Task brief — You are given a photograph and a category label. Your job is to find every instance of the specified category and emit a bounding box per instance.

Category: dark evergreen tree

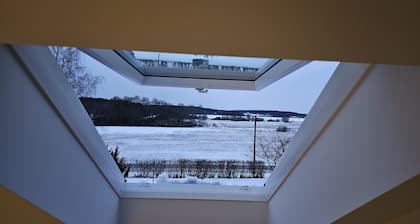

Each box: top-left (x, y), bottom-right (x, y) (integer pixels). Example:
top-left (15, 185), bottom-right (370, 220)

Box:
top-left (109, 146), bottom-right (130, 180)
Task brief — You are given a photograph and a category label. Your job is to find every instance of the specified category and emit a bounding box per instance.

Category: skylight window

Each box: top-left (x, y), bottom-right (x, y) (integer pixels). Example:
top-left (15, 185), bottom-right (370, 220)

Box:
top-left (128, 50), bottom-right (276, 80)
top-left (50, 45), bottom-right (338, 190)
top-left (83, 48), bottom-right (307, 91)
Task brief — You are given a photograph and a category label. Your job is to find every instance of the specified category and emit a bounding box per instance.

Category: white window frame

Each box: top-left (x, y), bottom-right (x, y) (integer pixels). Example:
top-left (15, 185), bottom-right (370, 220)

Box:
top-left (9, 44), bottom-right (371, 202)
top-left (82, 48), bottom-right (310, 90)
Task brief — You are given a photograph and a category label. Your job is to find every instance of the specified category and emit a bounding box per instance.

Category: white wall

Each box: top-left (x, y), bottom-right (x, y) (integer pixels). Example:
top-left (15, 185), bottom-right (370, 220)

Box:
top-left (0, 44), bottom-right (267, 224)
top-left (3, 43), bottom-right (418, 224)
top-left (0, 45), bottom-right (119, 224)
top-left (268, 64), bottom-right (420, 223)
top-left (119, 198), bottom-right (267, 224)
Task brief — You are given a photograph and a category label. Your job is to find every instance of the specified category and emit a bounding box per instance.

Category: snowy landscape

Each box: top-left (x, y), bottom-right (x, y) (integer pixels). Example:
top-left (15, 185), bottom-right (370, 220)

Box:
top-left (51, 46), bottom-right (333, 187)
top-left (96, 116), bottom-right (304, 186)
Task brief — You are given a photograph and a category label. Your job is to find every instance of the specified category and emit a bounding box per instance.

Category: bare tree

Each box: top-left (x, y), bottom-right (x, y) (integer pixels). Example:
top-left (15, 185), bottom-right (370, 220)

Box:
top-left (254, 134), bottom-right (290, 169)
top-left (50, 46), bottom-right (103, 97)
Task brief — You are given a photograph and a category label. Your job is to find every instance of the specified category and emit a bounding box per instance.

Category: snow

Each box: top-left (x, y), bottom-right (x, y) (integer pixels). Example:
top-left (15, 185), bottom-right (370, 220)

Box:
top-left (96, 117), bottom-right (303, 186)
top-left (96, 117), bottom-right (303, 162)
top-left (126, 173), bottom-right (269, 187)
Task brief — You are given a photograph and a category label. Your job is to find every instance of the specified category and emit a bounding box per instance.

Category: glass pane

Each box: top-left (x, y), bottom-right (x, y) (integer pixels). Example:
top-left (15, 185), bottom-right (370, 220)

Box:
top-left (135, 51), bottom-right (272, 71)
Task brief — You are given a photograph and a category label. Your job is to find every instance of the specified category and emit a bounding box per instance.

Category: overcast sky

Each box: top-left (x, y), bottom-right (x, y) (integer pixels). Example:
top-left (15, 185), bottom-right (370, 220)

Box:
top-left (82, 53), bottom-right (339, 114)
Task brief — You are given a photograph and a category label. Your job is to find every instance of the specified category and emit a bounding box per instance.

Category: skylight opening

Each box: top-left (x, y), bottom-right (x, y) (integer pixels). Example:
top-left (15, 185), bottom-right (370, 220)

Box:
top-left (118, 50), bottom-right (277, 81)
top-left (50, 46), bottom-right (338, 188)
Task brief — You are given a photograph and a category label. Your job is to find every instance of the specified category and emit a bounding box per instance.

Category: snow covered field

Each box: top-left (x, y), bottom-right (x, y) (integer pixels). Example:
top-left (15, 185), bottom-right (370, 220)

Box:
top-left (96, 117), bottom-right (303, 186)
top-left (96, 117), bottom-right (304, 162)
top-left (126, 174), bottom-right (269, 186)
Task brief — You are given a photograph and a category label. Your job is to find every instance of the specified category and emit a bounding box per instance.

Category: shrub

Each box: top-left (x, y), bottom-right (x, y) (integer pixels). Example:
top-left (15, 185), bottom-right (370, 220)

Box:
top-left (131, 159), bottom-right (269, 179)
top-left (276, 125), bottom-right (288, 132)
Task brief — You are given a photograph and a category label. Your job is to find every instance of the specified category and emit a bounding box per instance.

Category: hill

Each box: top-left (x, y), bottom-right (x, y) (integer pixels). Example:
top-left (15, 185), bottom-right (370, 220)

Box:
top-left (79, 97), bottom-right (306, 127)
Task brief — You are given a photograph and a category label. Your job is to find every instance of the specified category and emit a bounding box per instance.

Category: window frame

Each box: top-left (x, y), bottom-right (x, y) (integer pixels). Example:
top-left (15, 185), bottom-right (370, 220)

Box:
top-left (82, 48), bottom-right (310, 90)
top-left (10, 44), bottom-right (370, 202)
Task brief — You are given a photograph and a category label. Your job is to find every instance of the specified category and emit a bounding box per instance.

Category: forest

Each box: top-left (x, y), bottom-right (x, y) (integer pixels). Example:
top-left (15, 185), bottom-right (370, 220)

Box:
top-left (80, 97), bottom-right (306, 127)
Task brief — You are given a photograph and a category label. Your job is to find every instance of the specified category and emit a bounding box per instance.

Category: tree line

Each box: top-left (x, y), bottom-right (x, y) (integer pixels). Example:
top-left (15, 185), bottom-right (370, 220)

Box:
top-left (80, 97), bottom-right (209, 127)
top-left (80, 97), bottom-right (306, 127)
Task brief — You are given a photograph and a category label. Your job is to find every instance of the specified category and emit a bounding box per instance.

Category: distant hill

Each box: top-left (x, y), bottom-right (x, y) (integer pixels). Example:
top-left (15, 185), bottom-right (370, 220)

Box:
top-left (79, 97), bottom-right (306, 127)
top-left (225, 110), bottom-right (306, 118)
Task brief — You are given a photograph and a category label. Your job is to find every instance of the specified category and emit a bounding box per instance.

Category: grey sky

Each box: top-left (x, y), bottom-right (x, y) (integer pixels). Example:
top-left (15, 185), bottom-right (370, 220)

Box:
top-left (82, 53), bottom-right (338, 114)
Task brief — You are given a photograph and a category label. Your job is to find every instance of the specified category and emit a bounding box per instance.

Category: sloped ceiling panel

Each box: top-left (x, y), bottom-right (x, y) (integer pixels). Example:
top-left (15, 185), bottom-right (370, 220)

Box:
top-left (0, 1), bottom-right (419, 65)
